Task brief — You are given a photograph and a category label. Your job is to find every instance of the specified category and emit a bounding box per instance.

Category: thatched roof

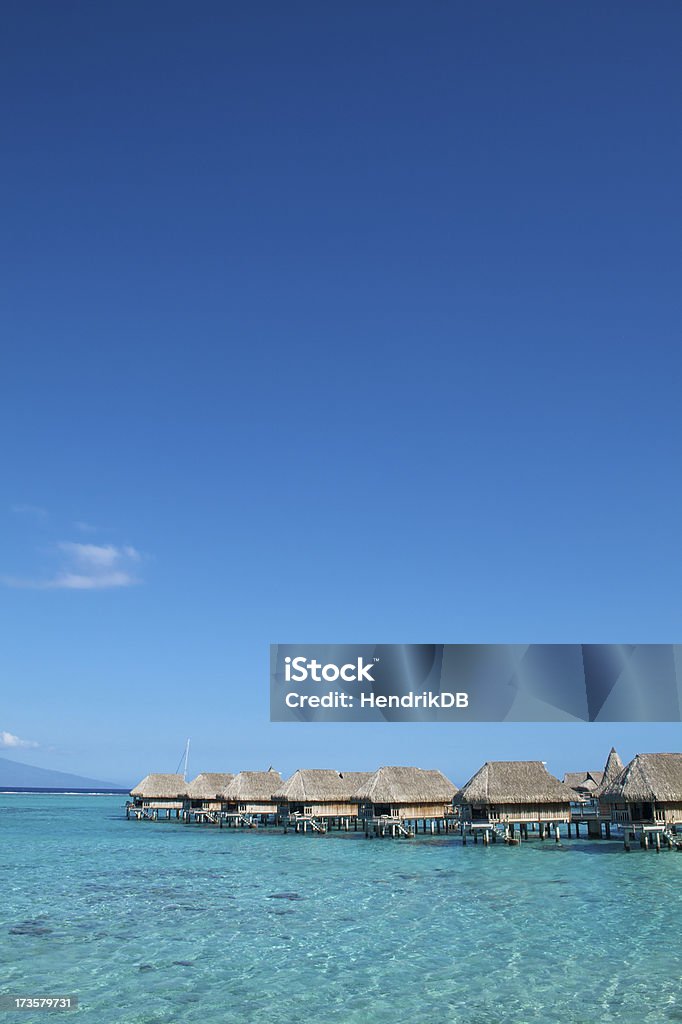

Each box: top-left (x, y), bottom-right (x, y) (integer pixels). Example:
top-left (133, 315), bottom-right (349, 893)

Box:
top-left (563, 770), bottom-right (603, 794)
top-left (354, 766), bottom-right (457, 804)
top-left (187, 773), bottom-right (235, 799)
top-left (600, 753), bottom-right (682, 802)
top-left (593, 747), bottom-right (625, 797)
top-left (221, 769), bottom-right (282, 801)
top-left (273, 769), bottom-right (372, 802)
top-left (456, 761), bottom-right (573, 805)
top-left (130, 773), bottom-right (189, 798)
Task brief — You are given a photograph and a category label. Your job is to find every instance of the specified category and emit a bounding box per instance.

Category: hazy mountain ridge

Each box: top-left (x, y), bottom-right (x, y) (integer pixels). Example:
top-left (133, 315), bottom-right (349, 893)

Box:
top-left (0, 755), bottom-right (124, 790)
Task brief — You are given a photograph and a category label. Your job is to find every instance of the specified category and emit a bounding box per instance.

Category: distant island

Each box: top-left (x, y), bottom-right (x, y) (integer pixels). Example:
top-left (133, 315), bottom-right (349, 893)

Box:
top-left (0, 755), bottom-right (127, 792)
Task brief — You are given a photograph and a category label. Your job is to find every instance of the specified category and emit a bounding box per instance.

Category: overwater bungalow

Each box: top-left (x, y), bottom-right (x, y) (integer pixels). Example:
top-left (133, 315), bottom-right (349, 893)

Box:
top-left (186, 773), bottom-right (235, 818)
top-left (220, 769), bottom-right (282, 824)
top-left (354, 766), bottom-right (458, 835)
top-left (273, 769), bottom-right (372, 831)
top-left (128, 773), bottom-right (189, 820)
top-left (456, 761), bottom-right (573, 842)
top-left (599, 753), bottom-right (682, 838)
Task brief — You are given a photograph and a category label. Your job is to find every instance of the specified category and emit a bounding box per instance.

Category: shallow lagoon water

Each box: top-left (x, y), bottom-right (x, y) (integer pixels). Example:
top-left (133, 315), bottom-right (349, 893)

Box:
top-left (1, 795), bottom-right (681, 1024)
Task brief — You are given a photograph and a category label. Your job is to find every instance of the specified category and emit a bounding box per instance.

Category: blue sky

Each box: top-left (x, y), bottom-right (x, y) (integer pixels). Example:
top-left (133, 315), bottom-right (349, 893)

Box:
top-left (1, 2), bottom-right (680, 786)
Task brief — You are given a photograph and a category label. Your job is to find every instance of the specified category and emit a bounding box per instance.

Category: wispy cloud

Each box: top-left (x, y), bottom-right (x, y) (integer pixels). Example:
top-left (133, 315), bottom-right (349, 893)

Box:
top-left (3, 543), bottom-right (143, 591)
top-left (59, 542), bottom-right (140, 569)
top-left (0, 730), bottom-right (39, 749)
top-left (11, 504), bottom-right (48, 521)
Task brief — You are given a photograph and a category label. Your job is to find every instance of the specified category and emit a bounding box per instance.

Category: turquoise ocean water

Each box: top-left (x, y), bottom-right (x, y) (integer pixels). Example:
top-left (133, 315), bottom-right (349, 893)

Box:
top-left (1, 794), bottom-right (681, 1024)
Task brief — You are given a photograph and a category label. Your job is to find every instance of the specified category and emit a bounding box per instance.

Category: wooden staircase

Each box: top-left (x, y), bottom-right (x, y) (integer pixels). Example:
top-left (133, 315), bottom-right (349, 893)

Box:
top-left (662, 827), bottom-right (682, 850)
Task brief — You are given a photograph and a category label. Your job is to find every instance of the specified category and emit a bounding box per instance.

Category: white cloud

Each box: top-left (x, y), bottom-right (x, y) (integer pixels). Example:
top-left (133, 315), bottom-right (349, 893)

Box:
top-left (46, 570), bottom-right (138, 590)
top-left (2, 542), bottom-right (142, 591)
top-left (0, 731), bottom-right (39, 749)
top-left (59, 542), bottom-right (129, 569)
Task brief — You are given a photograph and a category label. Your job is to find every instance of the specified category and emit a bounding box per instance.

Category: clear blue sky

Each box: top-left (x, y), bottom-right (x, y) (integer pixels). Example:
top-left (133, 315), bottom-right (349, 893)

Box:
top-left (1, 2), bottom-right (680, 786)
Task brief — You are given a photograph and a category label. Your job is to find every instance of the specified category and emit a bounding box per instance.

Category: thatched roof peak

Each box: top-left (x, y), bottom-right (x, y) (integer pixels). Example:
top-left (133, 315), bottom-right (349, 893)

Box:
top-left (563, 770), bottom-right (603, 794)
top-left (456, 761), bottom-right (573, 805)
top-left (354, 766), bottom-right (457, 804)
top-left (600, 752), bottom-right (682, 802)
top-left (222, 769), bottom-right (282, 801)
top-left (187, 773), bottom-right (235, 799)
top-left (594, 747), bottom-right (625, 797)
top-left (274, 769), bottom-right (372, 802)
top-left (130, 773), bottom-right (189, 798)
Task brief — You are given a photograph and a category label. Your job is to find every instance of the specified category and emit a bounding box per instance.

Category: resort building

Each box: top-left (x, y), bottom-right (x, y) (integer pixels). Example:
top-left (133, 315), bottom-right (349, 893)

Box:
top-left (354, 766), bottom-right (458, 828)
top-left (273, 769), bottom-right (372, 830)
top-left (599, 752), bottom-right (682, 830)
top-left (123, 751), bottom-right (681, 846)
top-left (220, 769), bottom-right (282, 823)
top-left (128, 773), bottom-right (189, 820)
top-left (456, 761), bottom-right (573, 840)
top-left (187, 773), bottom-right (235, 812)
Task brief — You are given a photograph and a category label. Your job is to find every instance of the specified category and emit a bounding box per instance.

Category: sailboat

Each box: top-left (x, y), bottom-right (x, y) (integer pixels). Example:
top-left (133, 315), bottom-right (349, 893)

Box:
top-left (175, 738), bottom-right (190, 781)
